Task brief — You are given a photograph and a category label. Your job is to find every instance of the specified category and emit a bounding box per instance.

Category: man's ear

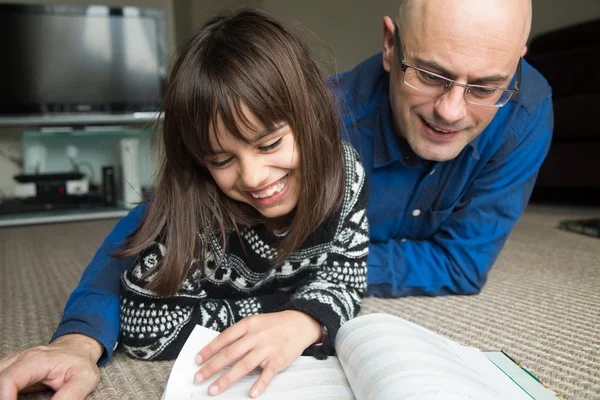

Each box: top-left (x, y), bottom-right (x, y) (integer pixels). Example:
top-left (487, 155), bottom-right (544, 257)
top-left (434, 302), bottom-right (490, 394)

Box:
top-left (521, 45), bottom-right (528, 58)
top-left (382, 16), bottom-right (396, 73)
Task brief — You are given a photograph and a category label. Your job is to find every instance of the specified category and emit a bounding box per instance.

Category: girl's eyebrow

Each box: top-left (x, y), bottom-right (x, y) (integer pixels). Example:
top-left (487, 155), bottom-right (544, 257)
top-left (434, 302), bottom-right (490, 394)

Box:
top-left (249, 124), bottom-right (286, 143)
top-left (210, 125), bottom-right (285, 155)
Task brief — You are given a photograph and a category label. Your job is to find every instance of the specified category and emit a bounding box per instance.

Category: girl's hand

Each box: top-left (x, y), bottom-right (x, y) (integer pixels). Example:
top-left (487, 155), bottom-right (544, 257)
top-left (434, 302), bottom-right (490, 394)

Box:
top-left (194, 310), bottom-right (322, 398)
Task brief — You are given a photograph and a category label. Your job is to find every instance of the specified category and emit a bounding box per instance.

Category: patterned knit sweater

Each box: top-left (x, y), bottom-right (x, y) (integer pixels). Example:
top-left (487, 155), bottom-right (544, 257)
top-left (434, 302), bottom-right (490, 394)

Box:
top-left (120, 142), bottom-right (369, 360)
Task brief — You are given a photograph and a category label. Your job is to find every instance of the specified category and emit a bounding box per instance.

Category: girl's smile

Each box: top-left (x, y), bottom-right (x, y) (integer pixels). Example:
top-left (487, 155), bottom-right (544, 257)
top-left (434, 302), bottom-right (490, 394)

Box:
top-left (246, 173), bottom-right (291, 204)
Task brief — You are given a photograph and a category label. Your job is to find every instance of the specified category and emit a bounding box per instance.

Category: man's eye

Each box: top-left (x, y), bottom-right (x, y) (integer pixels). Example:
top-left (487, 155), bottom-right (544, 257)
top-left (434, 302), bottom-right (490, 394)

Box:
top-left (471, 87), bottom-right (499, 97)
top-left (208, 157), bottom-right (233, 168)
top-left (258, 137), bottom-right (283, 152)
top-left (419, 71), bottom-right (442, 83)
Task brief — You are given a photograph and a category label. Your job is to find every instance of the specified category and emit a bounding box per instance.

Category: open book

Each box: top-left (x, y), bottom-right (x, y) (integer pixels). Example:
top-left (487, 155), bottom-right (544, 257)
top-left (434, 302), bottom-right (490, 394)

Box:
top-left (162, 313), bottom-right (558, 400)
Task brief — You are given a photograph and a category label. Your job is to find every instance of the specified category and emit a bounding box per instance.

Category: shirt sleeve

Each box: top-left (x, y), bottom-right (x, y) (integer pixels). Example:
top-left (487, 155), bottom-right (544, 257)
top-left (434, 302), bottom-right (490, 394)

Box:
top-left (51, 204), bottom-right (148, 365)
top-left (367, 97), bottom-right (554, 297)
top-left (281, 146), bottom-right (369, 358)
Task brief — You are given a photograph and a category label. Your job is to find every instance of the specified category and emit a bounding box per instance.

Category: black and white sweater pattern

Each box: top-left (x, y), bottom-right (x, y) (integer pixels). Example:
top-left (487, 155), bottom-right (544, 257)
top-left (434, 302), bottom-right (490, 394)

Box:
top-left (120, 142), bottom-right (369, 360)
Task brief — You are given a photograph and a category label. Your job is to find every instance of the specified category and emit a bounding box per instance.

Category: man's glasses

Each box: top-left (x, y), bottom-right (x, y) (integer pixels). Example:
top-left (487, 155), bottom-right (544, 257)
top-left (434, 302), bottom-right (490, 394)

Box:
top-left (394, 25), bottom-right (521, 107)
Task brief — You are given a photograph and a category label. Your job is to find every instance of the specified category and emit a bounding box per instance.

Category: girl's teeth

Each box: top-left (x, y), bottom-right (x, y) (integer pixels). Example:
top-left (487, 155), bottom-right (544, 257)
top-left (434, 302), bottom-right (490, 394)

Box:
top-left (251, 176), bottom-right (287, 199)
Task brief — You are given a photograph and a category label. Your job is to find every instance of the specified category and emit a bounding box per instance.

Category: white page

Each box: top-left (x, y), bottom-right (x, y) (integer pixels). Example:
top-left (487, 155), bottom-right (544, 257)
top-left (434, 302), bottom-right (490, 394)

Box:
top-left (163, 325), bottom-right (355, 400)
top-left (335, 314), bottom-right (530, 400)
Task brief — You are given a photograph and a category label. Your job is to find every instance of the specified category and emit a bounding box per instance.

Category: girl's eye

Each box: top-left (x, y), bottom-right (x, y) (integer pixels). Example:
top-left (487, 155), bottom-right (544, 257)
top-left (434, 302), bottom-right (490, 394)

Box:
top-left (258, 137), bottom-right (283, 152)
top-left (208, 157), bottom-right (233, 168)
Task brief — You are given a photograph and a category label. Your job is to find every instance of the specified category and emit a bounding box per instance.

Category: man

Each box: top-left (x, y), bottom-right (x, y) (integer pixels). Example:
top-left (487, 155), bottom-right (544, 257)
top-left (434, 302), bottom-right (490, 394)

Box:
top-left (0, 0), bottom-right (552, 398)
top-left (337, 0), bottom-right (552, 297)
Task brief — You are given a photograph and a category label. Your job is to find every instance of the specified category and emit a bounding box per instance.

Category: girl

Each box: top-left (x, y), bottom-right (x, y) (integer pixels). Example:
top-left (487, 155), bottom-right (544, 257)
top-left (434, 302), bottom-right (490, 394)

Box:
top-left (116, 8), bottom-right (369, 398)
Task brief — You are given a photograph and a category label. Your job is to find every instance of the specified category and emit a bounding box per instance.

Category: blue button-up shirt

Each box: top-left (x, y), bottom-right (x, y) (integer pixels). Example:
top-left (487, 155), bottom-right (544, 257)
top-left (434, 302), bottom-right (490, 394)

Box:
top-left (52, 53), bottom-right (553, 365)
top-left (333, 53), bottom-right (553, 298)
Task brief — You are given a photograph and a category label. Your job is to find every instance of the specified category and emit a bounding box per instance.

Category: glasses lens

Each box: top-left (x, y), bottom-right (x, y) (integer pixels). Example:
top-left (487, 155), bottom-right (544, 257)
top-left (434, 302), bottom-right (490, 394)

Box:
top-left (466, 87), bottom-right (513, 107)
top-left (403, 67), bottom-right (448, 96)
top-left (402, 65), bottom-right (514, 107)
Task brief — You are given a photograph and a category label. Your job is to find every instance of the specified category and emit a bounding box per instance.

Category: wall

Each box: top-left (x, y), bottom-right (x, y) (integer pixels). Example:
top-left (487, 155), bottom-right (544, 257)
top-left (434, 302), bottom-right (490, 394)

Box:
top-left (173, 0), bottom-right (263, 49)
top-left (530, 0), bottom-right (600, 40)
top-left (262, 0), bottom-right (396, 73)
top-left (263, 0), bottom-right (600, 71)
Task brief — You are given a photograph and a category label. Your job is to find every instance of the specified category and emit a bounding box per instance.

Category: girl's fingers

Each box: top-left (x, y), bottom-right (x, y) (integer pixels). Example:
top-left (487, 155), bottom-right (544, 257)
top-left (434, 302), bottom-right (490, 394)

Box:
top-left (195, 335), bottom-right (254, 383)
top-left (196, 324), bottom-right (245, 365)
top-left (248, 362), bottom-right (278, 399)
top-left (206, 349), bottom-right (269, 396)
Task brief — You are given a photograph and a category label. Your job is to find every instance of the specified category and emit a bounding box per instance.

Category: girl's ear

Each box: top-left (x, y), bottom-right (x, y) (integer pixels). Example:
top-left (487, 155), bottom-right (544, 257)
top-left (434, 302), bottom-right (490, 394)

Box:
top-left (382, 16), bottom-right (396, 73)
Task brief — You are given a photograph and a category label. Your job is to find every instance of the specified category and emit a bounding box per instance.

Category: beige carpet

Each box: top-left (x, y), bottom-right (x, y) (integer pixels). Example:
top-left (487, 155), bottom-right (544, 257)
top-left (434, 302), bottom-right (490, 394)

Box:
top-left (1, 204), bottom-right (599, 399)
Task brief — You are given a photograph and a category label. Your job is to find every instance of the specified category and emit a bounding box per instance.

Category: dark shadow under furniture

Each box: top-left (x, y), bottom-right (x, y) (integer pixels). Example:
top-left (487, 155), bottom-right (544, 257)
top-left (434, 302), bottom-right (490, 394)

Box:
top-left (526, 19), bottom-right (600, 205)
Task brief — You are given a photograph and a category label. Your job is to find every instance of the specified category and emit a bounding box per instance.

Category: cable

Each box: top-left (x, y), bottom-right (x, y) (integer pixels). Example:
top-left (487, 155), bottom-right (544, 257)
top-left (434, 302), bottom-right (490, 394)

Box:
top-left (75, 160), bottom-right (96, 182)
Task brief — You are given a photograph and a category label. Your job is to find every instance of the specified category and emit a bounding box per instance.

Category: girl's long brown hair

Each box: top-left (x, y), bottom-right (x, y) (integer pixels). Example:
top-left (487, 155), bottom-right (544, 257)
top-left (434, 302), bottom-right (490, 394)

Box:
top-left (115, 8), bottom-right (345, 296)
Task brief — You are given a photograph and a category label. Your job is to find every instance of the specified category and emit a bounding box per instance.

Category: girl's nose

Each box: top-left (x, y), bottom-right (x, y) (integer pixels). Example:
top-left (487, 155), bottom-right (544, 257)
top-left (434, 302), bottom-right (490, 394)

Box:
top-left (239, 156), bottom-right (269, 189)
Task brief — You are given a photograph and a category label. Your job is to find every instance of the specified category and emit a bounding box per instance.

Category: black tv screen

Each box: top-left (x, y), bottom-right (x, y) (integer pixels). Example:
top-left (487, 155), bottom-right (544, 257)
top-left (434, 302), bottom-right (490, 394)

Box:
top-left (0, 4), bottom-right (166, 124)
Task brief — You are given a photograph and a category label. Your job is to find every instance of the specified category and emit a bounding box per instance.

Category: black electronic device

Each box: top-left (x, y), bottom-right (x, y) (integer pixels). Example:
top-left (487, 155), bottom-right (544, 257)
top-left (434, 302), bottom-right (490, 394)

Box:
top-left (14, 172), bottom-right (84, 183)
top-left (102, 166), bottom-right (117, 206)
top-left (0, 3), bottom-right (167, 125)
top-left (558, 218), bottom-right (600, 238)
top-left (13, 172), bottom-right (89, 203)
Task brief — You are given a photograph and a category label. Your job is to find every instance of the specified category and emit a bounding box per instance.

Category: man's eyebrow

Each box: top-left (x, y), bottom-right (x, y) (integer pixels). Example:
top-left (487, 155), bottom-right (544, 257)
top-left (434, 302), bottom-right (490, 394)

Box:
top-left (412, 57), bottom-right (510, 84)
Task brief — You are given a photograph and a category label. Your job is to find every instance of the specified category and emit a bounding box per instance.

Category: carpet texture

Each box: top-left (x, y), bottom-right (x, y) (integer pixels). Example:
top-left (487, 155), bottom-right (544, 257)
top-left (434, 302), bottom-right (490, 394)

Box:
top-left (1, 205), bottom-right (599, 399)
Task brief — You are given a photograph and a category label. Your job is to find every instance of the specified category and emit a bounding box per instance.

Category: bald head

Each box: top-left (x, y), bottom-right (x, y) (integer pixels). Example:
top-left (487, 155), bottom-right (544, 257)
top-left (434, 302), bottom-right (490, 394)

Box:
top-left (381, 0), bottom-right (533, 162)
top-left (397, 0), bottom-right (532, 52)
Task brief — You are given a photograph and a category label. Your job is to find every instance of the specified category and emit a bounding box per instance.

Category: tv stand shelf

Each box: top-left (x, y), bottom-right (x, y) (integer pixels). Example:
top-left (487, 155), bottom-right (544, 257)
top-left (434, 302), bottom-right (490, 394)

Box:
top-left (0, 112), bottom-right (163, 128)
top-left (0, 204), bottom-right (129, 228)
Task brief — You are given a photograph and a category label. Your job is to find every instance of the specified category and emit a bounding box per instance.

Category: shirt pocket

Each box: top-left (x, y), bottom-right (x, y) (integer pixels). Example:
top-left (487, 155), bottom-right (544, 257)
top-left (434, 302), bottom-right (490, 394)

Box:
top-left (416, 198), bottom-right (462, 239)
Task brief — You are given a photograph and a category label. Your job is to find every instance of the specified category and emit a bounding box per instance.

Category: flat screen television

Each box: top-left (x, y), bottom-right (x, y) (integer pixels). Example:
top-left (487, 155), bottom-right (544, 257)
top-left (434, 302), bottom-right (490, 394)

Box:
top-left (0, 3), bottom-right (167, 126)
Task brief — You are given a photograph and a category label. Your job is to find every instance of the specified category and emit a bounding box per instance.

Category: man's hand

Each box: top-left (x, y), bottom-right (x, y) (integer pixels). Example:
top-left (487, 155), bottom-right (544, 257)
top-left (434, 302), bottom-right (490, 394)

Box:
top-left (0, 334), bottom-right (103, 400)
top-left (194, 310), bottom-right (322, 398)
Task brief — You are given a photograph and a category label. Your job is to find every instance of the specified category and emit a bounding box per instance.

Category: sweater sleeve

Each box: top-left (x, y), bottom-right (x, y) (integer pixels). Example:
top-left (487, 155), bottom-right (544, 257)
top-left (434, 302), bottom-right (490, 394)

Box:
top-left (120, 282), bottom-right (293, 360)
top-left (281, 143), bottom-right (369, 358)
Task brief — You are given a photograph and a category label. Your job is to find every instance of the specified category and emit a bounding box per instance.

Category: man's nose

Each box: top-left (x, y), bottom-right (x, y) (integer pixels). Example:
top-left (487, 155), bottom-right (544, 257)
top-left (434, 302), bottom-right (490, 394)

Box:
top-left (239, 156), bottom-right (269, 189)
top-left (433, 85), bottom-right (467, 124)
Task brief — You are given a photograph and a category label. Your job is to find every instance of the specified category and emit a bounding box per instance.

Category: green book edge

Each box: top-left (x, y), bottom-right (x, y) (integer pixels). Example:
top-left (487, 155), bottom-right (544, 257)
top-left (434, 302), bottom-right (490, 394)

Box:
top-left (483, 352), bottom-right (559, 400)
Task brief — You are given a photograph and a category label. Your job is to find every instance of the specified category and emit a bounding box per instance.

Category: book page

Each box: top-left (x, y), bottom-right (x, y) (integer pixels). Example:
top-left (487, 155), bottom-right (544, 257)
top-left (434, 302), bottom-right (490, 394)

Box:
top-left (163, 325), bottom-right (355, 400)
top-left (335, 314), bottom-right (530, 400)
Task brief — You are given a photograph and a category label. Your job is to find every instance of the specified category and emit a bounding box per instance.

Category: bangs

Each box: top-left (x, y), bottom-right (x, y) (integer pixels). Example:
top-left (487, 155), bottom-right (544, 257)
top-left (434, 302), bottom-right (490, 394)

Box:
top-left (174, 26), bottom-right (301, 163)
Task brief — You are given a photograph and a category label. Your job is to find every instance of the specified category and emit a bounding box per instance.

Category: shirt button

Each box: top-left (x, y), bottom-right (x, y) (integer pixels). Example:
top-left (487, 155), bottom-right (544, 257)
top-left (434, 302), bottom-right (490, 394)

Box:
top-left (401, 238), bottom-right (407, 243)
top-left (412, 209), bottom-right (421, 217)
top-left (429, 169), bottom-right (436, 175)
